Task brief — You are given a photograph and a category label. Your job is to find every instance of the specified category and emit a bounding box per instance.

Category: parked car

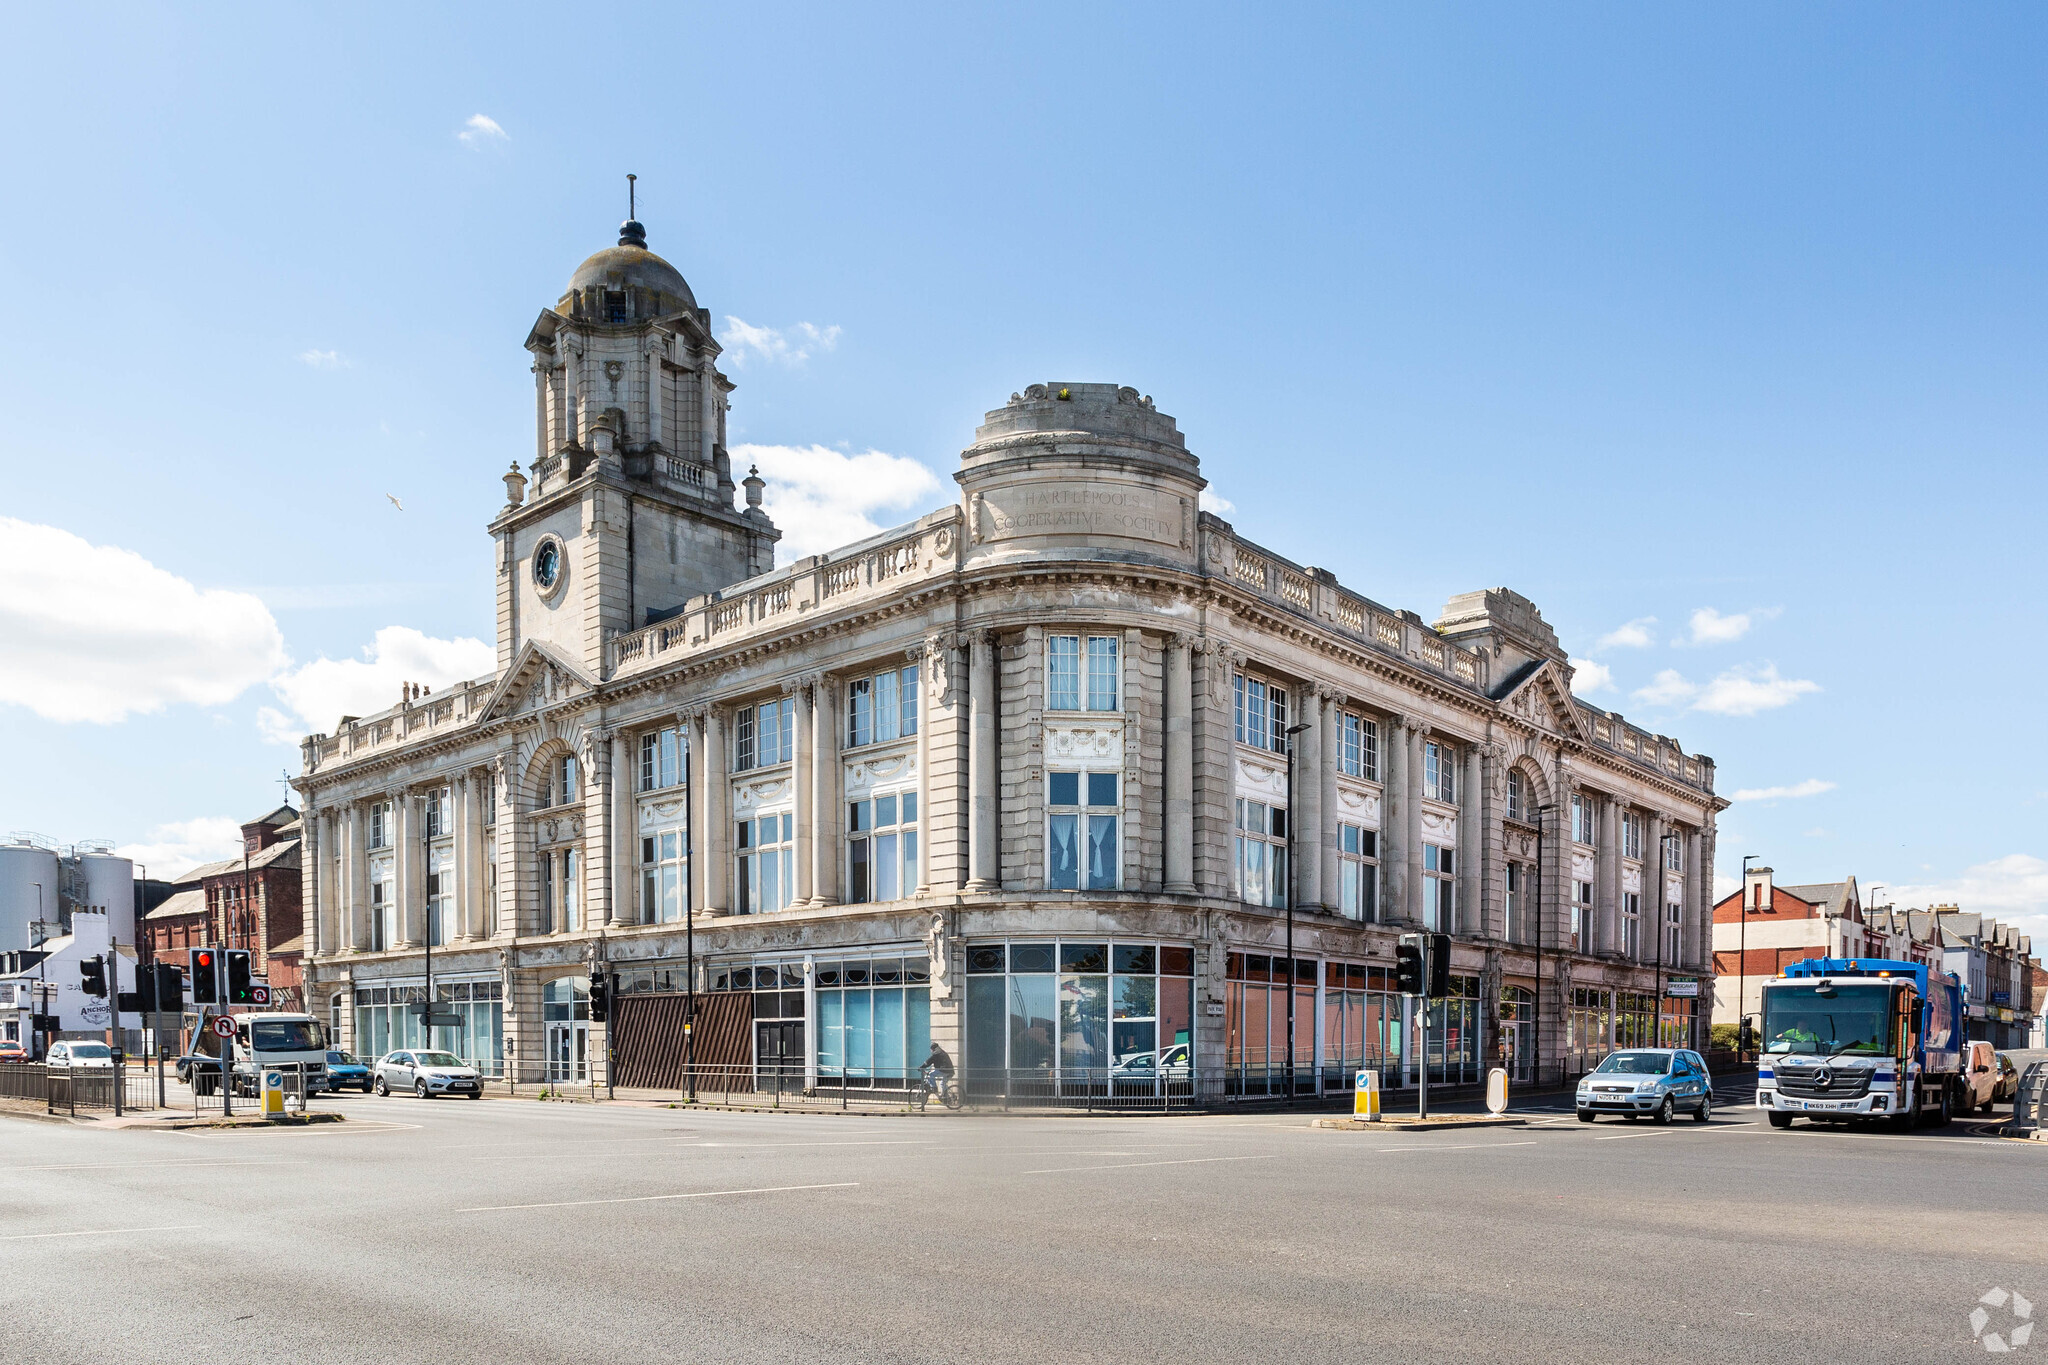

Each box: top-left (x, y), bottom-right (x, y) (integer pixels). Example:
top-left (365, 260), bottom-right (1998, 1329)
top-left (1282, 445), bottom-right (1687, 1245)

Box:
top-left (1992, 1051), bottom-right (2021, 1106)
top-left (0, 1041), bottom-right (27, 1062)
top-left (1577, 1048), bottom-right (1715, 1123)
top-left (1962, 1041), bottom-right (2000, 1114)
top-left (324, 1050), bottom-right (373, 1093)
top-left (45, 1041), bottom-right (115, 1070)
top-left (373, 1050), bottom-right (482, 1099)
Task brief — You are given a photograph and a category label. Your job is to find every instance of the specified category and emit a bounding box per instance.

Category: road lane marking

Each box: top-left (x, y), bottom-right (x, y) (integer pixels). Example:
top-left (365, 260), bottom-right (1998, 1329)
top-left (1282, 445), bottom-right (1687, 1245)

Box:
top-left (687, 1140), bottom-right (932, 1149)
top-left (1022, 1155), bottom-right (1278, 1175)
top-left (457, 1182), bottom-right (859, 1212)
top-left (1375, 1141), bottom-right (1538, 1152)
top-left (13, 1159), bottom-right (309, 1171)
top-left (0, 1225), bottom-right (201, 1241)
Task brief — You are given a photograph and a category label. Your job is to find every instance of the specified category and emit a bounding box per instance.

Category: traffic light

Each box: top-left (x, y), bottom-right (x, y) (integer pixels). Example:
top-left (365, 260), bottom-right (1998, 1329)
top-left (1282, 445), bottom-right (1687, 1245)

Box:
top-left (588, 971), bottom-right (612, 1024)
top-left (1739, 1017), bottom-right (1757, 1056)
top-left (1426, 932), bottom-right (1452, 999)
top-left (225, 950), bottom-right (254, 1006)
top-left (189, 948), bottom-right (220, 1005)
top-left (155, 961), bottom-right (185, 1013)
top-left (1395, 934), bottom-right (1425, 995)
top-left (79, 954), bottom-right (108, 998)
top-left (118, 966), bottom-right (155, 1015)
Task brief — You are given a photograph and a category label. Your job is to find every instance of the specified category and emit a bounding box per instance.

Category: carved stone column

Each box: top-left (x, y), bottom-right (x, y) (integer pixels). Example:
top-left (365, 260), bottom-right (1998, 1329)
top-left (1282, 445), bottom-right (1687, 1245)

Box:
top-left (1293, 689), bottom-right (1322, 909)
top-left (1383, 718), bottom-right (1410, 925)
top-left (1163, 635), bottom-right (1196, 893)
top-left (1405, 721), bottom-right (1427, 925)
top-left (811, 679), bottom-right (841, 906)
top-left (1460, 743), bottom-right (1484, 937)
top-left (609, 730), bottom-right (634, 925)
top-left (1317, 690), bottom-right (1341, 914)
top-left (791, 678), bottom-right (815, 906)
top-left (1598, 795), bottom-right (1622, 957)
top-left (1686, 826), bottom-right (1707, 971)
top-left (1644, 810), bottom-right (1666, 968)
top-left (394, 789), bottom-right (419, 948)
top-left (705, 709), bottom-right (731, 913)
top-left (967, 629), bottom-right (1000, 892)
top-left (684, 712), bottom-right (707, 918)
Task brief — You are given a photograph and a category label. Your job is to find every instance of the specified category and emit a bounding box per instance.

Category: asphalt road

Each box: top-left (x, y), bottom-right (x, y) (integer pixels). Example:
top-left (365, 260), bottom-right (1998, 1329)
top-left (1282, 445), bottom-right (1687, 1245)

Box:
top-left (1, 1089), bottom-right (2039, 1364)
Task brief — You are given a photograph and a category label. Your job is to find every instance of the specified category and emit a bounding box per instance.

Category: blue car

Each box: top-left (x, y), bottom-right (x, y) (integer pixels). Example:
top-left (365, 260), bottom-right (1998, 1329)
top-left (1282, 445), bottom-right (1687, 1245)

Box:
top-left (1576, 1048), bottom-right (1714, 1124)
top-left (324, 1049), bottom-right (373, 1093)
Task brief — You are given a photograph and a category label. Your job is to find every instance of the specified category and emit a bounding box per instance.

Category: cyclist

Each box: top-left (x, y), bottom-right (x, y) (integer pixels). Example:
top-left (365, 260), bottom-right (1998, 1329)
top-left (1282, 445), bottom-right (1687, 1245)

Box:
top-left (923, 1041), bottom-right (955, 1104)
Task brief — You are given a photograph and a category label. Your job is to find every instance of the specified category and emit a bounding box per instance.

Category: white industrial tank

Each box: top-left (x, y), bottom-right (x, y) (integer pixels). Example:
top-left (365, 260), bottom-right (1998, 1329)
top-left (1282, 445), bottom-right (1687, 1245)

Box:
top-left (0, 843), bottom-right (63, 952)
top-left (79, 853), bottom-right (137, 944)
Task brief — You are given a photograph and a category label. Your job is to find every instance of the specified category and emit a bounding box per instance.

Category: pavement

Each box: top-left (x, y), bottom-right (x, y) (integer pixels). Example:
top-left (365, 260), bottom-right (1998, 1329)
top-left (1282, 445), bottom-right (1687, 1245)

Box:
top-left (0, 1084), bottom-right (2041, 1364)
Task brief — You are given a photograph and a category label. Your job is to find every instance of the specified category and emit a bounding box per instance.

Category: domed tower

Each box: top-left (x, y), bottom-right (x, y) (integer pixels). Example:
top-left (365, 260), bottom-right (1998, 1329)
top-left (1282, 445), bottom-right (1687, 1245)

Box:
top-left (492, 212), bottom-right (779, 677)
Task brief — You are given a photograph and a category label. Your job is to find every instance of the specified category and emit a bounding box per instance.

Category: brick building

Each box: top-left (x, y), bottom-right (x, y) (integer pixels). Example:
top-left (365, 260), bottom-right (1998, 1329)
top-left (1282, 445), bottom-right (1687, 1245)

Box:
top-left (142, 806), bottom-right (305, 1008)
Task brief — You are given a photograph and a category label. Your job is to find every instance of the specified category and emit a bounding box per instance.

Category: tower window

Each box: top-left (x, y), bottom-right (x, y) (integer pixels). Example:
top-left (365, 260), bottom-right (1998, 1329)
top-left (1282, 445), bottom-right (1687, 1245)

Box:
top-left (606, 291), bottom-right (628, 324)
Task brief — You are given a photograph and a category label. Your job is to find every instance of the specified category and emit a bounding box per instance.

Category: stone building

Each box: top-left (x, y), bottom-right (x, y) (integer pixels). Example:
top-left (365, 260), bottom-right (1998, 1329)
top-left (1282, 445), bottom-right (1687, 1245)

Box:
top-left (294, 215), bottom-right (1725, 1096)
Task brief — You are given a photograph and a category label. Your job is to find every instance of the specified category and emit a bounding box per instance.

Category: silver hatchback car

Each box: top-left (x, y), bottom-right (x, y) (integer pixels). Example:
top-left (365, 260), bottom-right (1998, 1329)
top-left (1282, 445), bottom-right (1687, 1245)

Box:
top-left (1576, 1048), bottom-right (1714, 1124)
top-left (373, 1049), bottom-right (483, 1099)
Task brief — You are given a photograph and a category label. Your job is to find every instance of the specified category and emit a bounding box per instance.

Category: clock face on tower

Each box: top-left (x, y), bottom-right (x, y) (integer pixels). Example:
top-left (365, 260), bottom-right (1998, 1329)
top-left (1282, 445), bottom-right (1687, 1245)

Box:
top-left (532, 538), bottom-right (562, 592)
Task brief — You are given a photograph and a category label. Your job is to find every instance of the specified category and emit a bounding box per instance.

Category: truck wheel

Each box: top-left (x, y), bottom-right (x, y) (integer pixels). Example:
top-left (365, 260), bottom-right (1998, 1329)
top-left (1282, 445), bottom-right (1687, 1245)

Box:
top-left (1932, 1084), bottom-right (1953, 1128)
top-left (1767, 1111), bottom-right (1794, 1128)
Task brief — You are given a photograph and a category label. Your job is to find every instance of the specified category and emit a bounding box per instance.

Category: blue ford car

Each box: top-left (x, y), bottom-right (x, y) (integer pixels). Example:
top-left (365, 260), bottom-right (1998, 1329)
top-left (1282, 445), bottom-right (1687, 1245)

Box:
top-left (323, 1049), bottom-right (373, 1093)
top-left (1576, 1048), bottom-right (1714, 1123)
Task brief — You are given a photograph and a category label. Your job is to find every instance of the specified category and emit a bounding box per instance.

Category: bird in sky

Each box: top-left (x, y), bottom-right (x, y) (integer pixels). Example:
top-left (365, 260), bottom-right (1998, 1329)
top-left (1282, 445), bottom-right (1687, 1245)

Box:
top-left (386, 494), bottom-right (404, 512)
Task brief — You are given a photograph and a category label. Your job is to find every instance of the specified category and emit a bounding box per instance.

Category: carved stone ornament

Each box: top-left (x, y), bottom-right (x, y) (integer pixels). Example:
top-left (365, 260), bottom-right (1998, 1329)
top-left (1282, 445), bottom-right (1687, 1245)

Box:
top-left (1571, 849), bottom-right (1598, 882)
top-left (928, 913), bottom-right (950, 995)
top-left (1336, 785), bottom-right (1381, 828)
top-left (732, 778), bottom-right (791, 816)
top-left (923, 633), bottom-right (954, 701)
top-left (1235, 755), bottom-right (1286, 800)
top-left (1045, 723), bottom-right (1120, 761)
top-left (934, 525), bottom-right (953, 557)
top-left (1420, 807), bottom-right (1458, 845)
top-left (969, 492), bottom-right (985, 544)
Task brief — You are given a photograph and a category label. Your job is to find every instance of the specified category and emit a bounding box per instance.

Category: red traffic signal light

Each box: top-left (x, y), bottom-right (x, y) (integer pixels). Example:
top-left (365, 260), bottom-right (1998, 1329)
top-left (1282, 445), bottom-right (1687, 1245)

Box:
top-left (189, 949), bottom-right (220, 1005)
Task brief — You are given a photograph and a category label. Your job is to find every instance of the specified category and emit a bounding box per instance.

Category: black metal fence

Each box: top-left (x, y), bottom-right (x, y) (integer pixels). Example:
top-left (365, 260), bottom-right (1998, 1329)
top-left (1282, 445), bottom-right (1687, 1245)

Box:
top-left (0, 1061), bottom-right (160, 1115)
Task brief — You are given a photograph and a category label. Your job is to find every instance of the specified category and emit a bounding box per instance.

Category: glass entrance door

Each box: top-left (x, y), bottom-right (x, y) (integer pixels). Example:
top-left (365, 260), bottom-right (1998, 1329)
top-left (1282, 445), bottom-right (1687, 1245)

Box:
top-left (1503, 1021), bottom-right (1534, 1083)
top-left (546, 1021), bottom-right (588, 1082)
top-left (756, 1019), bottom-right (804, 1093)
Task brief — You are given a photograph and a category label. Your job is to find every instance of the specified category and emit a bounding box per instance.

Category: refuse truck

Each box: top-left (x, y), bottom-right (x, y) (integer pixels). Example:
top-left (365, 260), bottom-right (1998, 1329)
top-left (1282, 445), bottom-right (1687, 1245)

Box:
top-left (1755, 958), bottom-right (1964, 1130)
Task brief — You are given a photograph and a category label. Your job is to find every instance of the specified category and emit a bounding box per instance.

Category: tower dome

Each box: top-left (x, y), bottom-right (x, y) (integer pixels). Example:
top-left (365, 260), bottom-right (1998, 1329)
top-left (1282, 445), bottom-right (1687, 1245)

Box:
top-left (561, 219), bottom-right (698, 322)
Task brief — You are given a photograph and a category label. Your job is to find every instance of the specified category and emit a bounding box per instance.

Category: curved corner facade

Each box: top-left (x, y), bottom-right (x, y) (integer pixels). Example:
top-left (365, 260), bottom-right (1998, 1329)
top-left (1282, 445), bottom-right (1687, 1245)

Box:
top-left (295, 235), bottom-right (1727, 1101)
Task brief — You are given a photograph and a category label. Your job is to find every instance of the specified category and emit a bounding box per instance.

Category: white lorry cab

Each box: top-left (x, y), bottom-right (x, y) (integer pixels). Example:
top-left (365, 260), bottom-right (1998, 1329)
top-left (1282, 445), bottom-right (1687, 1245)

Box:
top-left (203, 1011), bottom-right (330, 1096)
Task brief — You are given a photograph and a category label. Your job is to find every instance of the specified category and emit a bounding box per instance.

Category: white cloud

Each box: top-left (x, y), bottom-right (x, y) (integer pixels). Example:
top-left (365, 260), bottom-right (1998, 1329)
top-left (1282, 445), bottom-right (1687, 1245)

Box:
top-left (1570, 660), bottom-right (1614, 695)
top-left (1680, 605), bottom-right (1781, 647)
top-left (116, 816), bottom-right (246, 881)
top-left (267, 625), bottom-right (495, 739)
top-left (1631, 663), bottom-right (1820, 717)
top-left (1731, 778), bottom-right (1838, 803)
top-left (0, 518), bottom-right (287, 723)
top-left (298, 349), bottom-right (348, 369)
top-left (1883, 854), bottom-right (2048, 942)
top-left (1199, 489), bottom-right (1236, 517)
top-left (1633, 669), bottom-right (1698, 709)
top-left (732, 443), bottom-right (946, 563)
top-left (717, 317), bottom-right (842, 367)
top-left (457, 114), bottom-right (508, 147)
top-left (1596, 616), bottom-right (1657, 650)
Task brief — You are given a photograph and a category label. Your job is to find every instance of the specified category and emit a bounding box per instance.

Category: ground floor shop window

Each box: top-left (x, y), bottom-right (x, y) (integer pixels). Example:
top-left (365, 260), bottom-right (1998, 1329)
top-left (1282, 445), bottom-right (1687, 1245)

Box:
top-left (356, 980), bottom-right (498, 1064)
top-left (1422, 974), bottom-right (1481, 1086)
top-left (706, 960), bottom-right (807, 1090)
top-left (1614, 991), bottom-right (1657, 1050)
top-left (542, 977), bottom-right (590, 1082)
top-left (436, 980), bottom-right (504, 1075)
top-left (1499, 984), bottom-right (1536, 1081)
top-left (814, 955), bottom-right (930, 1088)
top-left (1568, 986), bottom-right (1612, 1075)
top-left (1319, 961), bottom-right (1401, 1091)
top-left (1224, 952), bottom-right (1316, 1096)
top-left (964, 941), bottom-right (1194, 1094)
top-left (1658, 995), bottom-right (1697, 1051)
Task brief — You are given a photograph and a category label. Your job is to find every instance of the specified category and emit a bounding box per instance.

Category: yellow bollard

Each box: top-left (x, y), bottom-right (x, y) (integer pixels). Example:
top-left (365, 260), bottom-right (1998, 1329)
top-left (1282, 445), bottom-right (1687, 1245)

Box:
top-left (1353, 1069), bottom-right (1381, 1120)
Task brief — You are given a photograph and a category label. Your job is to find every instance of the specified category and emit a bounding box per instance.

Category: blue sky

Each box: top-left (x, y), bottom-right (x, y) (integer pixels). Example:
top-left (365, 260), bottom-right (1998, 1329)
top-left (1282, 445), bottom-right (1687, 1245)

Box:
top-left (1, 7), bottom-right (2042, 939)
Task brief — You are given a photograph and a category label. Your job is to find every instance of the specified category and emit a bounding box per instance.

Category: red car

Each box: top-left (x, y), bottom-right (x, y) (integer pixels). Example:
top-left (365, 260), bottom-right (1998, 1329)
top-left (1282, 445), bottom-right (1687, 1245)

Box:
top-left (0, 1041), bottom-right (28, 1062)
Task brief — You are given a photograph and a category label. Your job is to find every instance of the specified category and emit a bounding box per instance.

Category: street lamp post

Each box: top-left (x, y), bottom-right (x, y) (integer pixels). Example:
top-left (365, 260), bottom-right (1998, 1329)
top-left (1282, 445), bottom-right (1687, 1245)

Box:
top-left (1657, 832), bottom-right (1679, 1047)
top-left (1283, 720), bottom-right (1311, 1103)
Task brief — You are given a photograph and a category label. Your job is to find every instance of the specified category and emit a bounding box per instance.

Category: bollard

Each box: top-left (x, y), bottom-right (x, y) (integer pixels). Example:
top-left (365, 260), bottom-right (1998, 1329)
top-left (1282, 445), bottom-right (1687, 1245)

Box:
top-left (1353, 1069), bottom-right (1381, 1121)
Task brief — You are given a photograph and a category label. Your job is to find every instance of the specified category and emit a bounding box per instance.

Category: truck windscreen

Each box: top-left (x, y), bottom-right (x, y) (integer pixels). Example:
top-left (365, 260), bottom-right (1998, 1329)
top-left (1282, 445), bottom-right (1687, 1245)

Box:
top-left (251, 1020), bottom-right (327, 1052)
top-left (1762, 984), bottom-right (1892, 1056)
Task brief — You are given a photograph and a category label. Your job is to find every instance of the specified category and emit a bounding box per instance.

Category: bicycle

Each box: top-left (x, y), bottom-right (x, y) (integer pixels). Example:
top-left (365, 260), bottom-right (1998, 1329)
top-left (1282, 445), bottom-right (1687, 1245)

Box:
top-left (915, 1064), bottom-right (963, 1111)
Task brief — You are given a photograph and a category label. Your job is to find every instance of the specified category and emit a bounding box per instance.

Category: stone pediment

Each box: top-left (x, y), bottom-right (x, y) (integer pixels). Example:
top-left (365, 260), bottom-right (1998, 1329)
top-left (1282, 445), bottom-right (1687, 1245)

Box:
top-left (477, 641), bottom-right (596, 723)
top-left (1499, 660), bottom-right (1591, 744)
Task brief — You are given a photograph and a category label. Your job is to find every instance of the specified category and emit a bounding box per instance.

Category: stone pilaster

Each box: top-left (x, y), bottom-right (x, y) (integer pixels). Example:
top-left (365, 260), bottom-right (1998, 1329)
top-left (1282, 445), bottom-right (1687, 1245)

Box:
top-left (1598, 794), bottom-right (1621, 957)
top-left (811, 679), bottom-right (841, 906)
top-left (967, 629), bottom-right (1000, 892)
top-left (609, 730), bottom-right (634, 925)
top-left (1460, 742), bottom-right (1484, 937)
top-left (791, 677), bottom-right (815, 906)
top-left (1163, 633), bottom-right (1196, 893)
top-left (1383, 717), bottom-right (1411, 925)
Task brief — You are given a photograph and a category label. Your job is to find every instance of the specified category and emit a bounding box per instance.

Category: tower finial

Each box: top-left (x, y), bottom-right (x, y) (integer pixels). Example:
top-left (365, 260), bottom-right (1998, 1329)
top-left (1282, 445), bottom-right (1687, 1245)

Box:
top-left (618, 173), bottom-right (647, 249)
